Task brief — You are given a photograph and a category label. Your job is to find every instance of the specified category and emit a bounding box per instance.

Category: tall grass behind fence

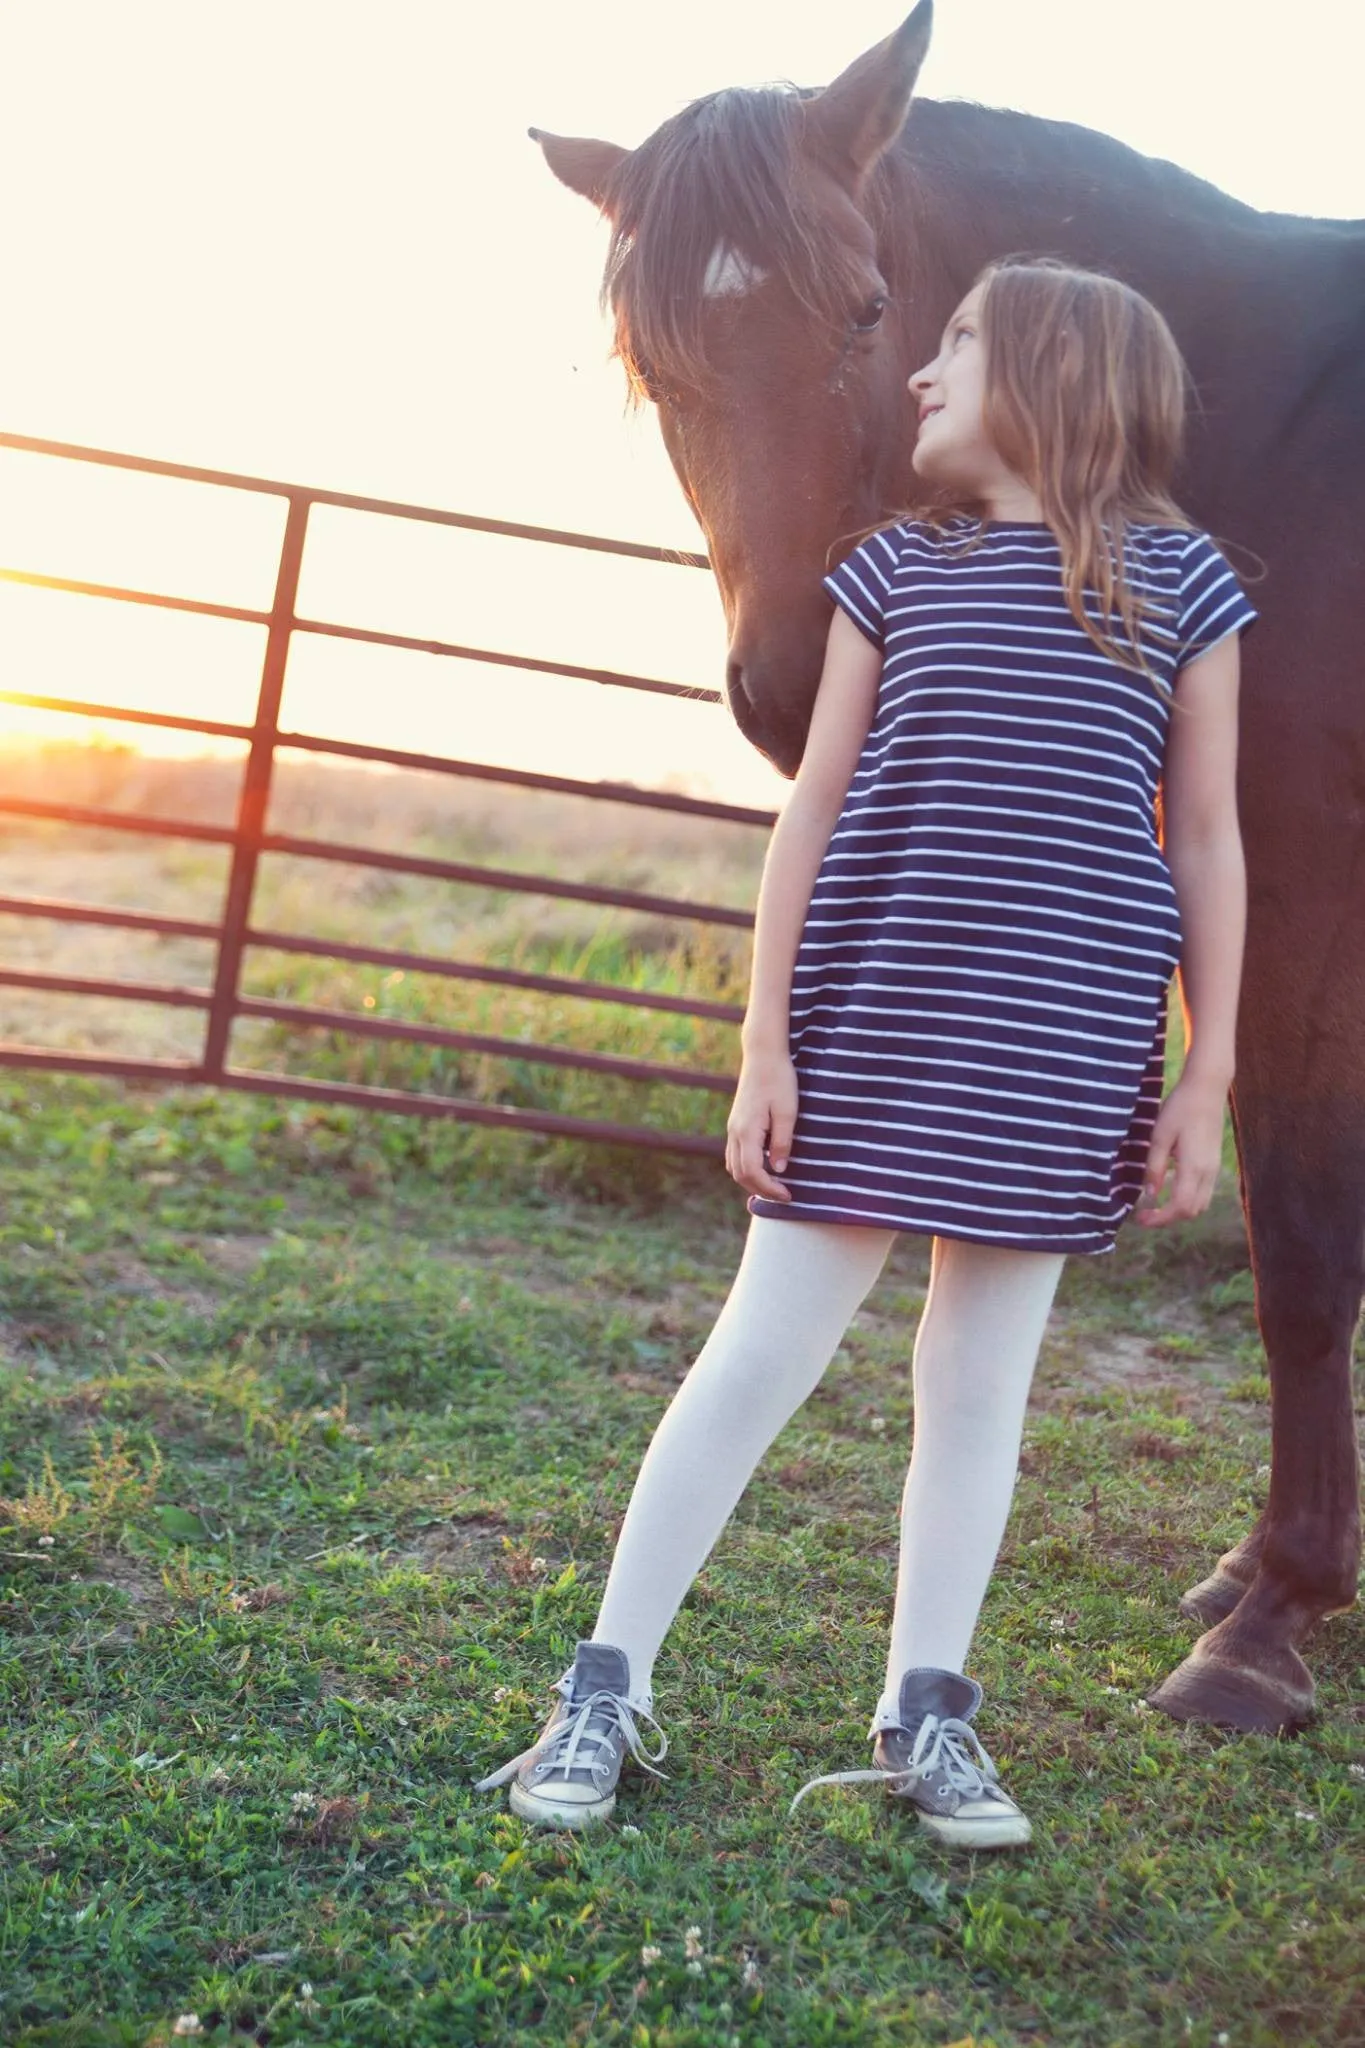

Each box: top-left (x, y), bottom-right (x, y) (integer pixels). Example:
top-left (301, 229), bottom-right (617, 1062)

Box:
top-left (0, 741), bottom-right (764, 1160)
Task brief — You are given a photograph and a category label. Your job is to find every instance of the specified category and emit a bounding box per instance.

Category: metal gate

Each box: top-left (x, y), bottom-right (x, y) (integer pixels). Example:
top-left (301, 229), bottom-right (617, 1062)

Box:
top-left (0, 431), bottom-right (776, 1156)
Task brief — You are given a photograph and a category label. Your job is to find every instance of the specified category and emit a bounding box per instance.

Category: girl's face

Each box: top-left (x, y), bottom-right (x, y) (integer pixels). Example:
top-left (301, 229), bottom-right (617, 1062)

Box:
top-left (908, 286), bottom-right (1000, 492)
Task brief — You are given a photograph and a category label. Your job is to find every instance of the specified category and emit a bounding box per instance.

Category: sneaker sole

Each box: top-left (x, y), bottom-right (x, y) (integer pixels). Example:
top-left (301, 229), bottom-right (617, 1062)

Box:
top-left (509, 1780), bottom-right (617, 1830)
top-left (911, 1806), bottom-right (1032, 1850)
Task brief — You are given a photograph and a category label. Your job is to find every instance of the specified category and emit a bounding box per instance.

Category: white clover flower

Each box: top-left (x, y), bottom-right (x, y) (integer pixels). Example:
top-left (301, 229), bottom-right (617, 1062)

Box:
top-left (531, 1557), bottom-right (548, 1573)
top-left (1102, 1685), bottom-right (1122, 1696)
top-left (173, 2019), bottom-right (203, 2038)
top-left (641, 1944), bottom-right (662, 1967)
top-left (1294, 1808), bottom-right (1318, 1823)
top-left (298, 1982), bottom-right (319, 2016)
top-left (741, 1958), bottom-right (762, 1988)
top-left (686, 1959), bottom-right (704, 1976)
top-left (869, 1416), bottom-right (887, 1434)
top-left (37, 1535), bottom-right (55, 1547)
top-left (291, 1790), bottom-right (317, 1812)
top-left (620, 1824), bottom-right (641, 1837)
top-left (684, 1926), bottom-right (704, 1960)
top-left (1349, 1763), bottom-right (1364, 1779)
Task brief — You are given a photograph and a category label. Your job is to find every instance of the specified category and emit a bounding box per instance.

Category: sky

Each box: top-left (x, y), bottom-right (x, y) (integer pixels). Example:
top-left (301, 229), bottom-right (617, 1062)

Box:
top-left (1, 0), bottom-right (1361, 807)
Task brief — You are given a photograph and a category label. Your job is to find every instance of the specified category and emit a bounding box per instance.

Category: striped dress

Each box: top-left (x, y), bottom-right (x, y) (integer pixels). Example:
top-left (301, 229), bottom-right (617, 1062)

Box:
top-left (748, 516), bottom-right (1257, 1255)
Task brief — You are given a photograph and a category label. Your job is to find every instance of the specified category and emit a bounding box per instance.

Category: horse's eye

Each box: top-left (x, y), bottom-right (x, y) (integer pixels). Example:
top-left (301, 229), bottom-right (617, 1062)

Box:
top-left (633, 358), bottom-right (665, 402)
top-left (853, 294), bottom-right (887, 332)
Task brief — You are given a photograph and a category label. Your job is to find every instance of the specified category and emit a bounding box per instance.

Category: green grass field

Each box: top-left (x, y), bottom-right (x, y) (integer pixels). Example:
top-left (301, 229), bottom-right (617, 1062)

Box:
top-left (1, 744), bottom-right (1362, 2045)
top-left (1, 1071), bottom-right (1361, 2048)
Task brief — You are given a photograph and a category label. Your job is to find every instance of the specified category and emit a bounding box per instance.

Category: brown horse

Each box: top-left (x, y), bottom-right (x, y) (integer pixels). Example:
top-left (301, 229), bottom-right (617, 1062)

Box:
top-left (532, 2), bottom-right (1364, 1736)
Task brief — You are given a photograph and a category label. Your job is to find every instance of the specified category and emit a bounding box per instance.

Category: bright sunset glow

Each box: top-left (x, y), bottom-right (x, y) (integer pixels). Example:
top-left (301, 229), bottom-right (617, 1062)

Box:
top-left (2, 1), bottom-right (1360, 803)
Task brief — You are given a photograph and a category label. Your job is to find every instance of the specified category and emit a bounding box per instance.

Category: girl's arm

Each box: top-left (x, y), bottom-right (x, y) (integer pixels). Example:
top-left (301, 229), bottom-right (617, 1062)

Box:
top-left (1137, 628), bottom-right (1245, 1227)
top-left (727, 608), bottom-right (883, 1199)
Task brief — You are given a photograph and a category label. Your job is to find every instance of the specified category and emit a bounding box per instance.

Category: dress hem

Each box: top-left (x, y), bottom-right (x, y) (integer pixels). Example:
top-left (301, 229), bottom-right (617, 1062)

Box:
top-left (747, 1194), bottom-right (1123, 1256)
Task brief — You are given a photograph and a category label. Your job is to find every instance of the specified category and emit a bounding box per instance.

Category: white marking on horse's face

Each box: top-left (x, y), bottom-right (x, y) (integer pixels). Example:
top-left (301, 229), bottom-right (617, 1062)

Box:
top-left (703, 245), bottom-right (768, 297)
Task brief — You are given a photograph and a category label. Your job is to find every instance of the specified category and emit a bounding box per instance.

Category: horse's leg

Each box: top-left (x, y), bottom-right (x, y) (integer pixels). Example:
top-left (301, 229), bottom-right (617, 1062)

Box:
top-left (1179, 1519), bottom-right (1265, 1628)
top-left (1150, 1098), bottom-right (1364, 1733)
top-left (1177, 1085), bottom-right (1273, 1628)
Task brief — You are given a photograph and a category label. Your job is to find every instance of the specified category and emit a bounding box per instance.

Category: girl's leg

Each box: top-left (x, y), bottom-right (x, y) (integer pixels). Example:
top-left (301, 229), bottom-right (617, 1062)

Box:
top-left (876, 1236), bottom-right (1065, 1716)
top-left (591, 1215), bottom-right (894, 1696)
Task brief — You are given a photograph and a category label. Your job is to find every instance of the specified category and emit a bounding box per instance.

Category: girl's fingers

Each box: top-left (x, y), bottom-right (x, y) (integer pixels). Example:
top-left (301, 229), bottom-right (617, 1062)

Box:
top-left (726, 1112), bottom-right (792, 1201)
top-left (1142, 1129), bottom-right (1173, 1208)
top-left (1139, 1147), bottom-right (1219, 1226)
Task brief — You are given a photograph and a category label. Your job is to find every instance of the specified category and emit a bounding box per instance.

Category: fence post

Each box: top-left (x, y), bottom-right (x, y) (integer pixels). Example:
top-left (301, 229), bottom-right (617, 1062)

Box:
top-left (201, 493), bottom-right (310, 1080)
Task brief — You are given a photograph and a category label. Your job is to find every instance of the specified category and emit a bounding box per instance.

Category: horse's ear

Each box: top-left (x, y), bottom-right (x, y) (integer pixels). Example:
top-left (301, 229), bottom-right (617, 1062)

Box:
top-left (530, 128), bottom-right (630, 212)
top-left (806, 0), bottom-right (934, 188)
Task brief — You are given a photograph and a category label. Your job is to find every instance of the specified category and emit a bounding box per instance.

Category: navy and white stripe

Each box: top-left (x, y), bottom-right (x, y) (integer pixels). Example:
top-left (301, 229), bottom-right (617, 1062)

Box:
top-left (750, 517), bottom-right (1257, 1255)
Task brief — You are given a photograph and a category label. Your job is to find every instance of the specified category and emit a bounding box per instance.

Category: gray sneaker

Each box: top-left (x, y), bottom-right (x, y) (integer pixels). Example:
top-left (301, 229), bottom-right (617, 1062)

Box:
top-left (472, 1641), bottom-right (668, 1830)
top-left (788, 1667), bottom-right (1031, 1849)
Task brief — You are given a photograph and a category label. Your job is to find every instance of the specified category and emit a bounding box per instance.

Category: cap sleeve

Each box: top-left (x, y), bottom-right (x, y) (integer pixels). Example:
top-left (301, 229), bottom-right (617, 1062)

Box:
top-left (822, 526), bottom-right (903, 651)
top-left (1176, 533), bottom-right (1258, 667)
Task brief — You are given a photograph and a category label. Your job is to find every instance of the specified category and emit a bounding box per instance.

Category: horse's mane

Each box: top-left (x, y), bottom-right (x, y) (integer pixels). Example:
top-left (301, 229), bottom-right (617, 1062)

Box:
top-left (602, 85), bottom-right (911, 398)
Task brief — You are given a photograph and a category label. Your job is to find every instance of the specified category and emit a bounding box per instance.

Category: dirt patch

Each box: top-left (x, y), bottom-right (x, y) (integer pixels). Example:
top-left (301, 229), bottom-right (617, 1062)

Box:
top-left (82, 1550), bottom-right (175, 1637)
top-left (90, 1252), bottom-right (219, 1318)
top-left (397, 1516), bottom-right (512, 1583)
top-left (201, 1236), bottom-right (276, 1279)
top-left (394, 1514), bottom-right (569, 1588)
top-left (1038, 1311), bottom-right (1250, 1408)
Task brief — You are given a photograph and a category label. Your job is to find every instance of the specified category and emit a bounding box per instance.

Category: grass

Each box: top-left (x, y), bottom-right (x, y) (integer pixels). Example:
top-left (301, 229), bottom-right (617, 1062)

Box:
top-left (1, 1071), bottom-right (1362, 2047)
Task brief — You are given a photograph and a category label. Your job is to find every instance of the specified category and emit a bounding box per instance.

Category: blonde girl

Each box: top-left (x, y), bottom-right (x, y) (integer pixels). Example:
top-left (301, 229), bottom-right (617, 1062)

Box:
top-left (475, 257), bottom-right (1255, 1850)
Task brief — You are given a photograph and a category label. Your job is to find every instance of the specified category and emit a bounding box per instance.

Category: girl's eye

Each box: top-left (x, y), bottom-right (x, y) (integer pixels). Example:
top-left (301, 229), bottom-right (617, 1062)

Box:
top-left (853, 294), bottom-right (887, 332)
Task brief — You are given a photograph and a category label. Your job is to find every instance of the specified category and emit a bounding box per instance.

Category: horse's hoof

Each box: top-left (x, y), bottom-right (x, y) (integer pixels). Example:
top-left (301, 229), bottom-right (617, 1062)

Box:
top-left (1148, 1637), bottom-right (1316, 1735)
top-left (1179, 1567), bottom-right (1251, 1628)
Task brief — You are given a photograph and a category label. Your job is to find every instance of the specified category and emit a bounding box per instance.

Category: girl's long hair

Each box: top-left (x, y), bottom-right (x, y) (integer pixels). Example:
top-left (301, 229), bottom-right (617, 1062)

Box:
top-left (875, 257), bottom-right (1199, 691)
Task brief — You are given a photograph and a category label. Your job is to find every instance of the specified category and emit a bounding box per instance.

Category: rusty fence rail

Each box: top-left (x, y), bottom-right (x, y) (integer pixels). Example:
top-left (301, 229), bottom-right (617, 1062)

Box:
top-left (0, 431), bottom-right (777, 1156)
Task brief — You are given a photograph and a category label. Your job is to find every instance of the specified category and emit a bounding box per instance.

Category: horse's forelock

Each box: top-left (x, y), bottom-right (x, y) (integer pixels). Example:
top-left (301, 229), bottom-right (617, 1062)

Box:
top-left (604, 86), bottom-right (877, 393)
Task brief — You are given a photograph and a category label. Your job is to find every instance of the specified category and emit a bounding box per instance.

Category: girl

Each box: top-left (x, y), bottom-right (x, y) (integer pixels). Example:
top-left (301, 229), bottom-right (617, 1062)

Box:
top-left (474, 257), bottom-right (1255, 1851)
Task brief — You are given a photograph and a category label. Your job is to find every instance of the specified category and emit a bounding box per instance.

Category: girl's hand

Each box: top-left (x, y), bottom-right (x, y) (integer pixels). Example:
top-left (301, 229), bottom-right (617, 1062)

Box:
top-left (726, 1051), bottom-right (799, 1201)
top-left (1134, 1072), bottom-right (1229, 1227)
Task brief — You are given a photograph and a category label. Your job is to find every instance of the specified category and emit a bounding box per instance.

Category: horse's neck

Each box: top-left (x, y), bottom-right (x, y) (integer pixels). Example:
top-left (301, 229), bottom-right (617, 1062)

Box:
top-left (896, 99), bottom-right (1365, 400)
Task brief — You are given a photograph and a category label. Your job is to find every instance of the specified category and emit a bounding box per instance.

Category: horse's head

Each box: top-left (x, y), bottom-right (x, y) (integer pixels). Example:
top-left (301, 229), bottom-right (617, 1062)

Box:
top-left (533, 5), bottom-right (941, 777)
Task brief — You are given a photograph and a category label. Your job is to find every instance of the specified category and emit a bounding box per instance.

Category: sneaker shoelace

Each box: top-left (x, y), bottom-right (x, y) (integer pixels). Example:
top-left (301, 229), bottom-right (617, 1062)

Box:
top-left (474, 1682), bottom-right (669, 1793)
top-left (788, 1710), bottom-right (1000, 1817)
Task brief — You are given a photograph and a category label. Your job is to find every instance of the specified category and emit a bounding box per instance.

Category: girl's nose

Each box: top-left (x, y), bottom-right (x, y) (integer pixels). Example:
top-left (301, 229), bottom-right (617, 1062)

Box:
top-left (908, 362), bottom-right (934, 396)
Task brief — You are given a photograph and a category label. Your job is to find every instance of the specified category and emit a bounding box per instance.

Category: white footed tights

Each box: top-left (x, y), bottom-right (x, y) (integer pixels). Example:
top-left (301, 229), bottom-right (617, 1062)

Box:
top-left (590, 1217), bottom-right (1064, 1723)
